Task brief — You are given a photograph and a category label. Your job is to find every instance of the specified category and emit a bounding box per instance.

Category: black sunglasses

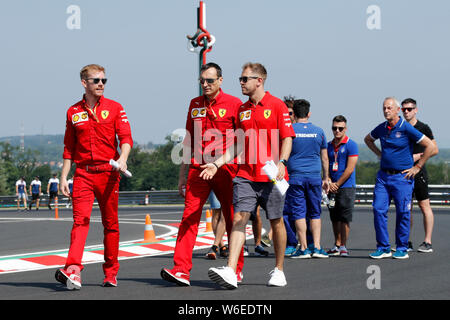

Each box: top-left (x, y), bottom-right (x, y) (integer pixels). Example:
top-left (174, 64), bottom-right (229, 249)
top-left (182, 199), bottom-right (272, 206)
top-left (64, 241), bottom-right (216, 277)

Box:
top-left (239, 76), bottom-right (259, 83)
top-left (401, 107), bottom-right (415, 112)
top-left (86, 78), bottom-right (107, 84)
top-left (199, 78), bottom-right (218, 84)
top-left (289, 112), bottom-right (293, 115)
top-left (332, 126), bottom-right (345, 132)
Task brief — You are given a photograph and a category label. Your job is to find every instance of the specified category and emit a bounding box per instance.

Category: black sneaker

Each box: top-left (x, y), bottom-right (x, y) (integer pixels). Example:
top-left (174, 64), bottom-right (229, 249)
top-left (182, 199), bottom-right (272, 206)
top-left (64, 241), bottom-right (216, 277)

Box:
top-left (219, 245), bottom-right (229, 258)
top-left (418, 242), bottom-right (433, 253)
top-left (255, 245), bottom-right (269, 256)
top-left (206, 245), bottom-right (219, 260)
top-left (407, 241), bottom-right (413, 252)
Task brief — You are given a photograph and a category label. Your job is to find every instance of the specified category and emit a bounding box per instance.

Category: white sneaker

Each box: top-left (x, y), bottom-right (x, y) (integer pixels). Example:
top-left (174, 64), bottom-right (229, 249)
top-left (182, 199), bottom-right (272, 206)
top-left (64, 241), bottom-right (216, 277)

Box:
top-left (208, 266), bottom-right (238, 290)
top-left (267, 267), bottom-right (287, 287)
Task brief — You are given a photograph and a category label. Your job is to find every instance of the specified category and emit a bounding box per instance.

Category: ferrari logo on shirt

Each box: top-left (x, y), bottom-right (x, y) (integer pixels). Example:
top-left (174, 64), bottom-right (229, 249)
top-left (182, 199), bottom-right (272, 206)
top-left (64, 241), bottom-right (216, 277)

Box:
top-left (239, 110), bottom-right (252, 122)
top-left (101, 110), bottom-right (110, 120)
top-left (264, 110), bottom-right (271, 119)
top-left (72, 111), bottom-right (89, 124)
top-left (219, 109), bottom-right (226, 118)
top-left (191, 107), bottom-right (206, 118)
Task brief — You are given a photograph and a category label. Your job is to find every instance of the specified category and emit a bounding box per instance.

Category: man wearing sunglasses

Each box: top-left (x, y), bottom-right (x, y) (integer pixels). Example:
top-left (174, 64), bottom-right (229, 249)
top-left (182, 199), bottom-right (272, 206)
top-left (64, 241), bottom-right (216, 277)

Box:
top-left (364, 97), bottom-right (434, 260)
top-left (401, 98), bottom-right (438, 253)
top-left (326, 115), bottom-right (358, 257)
top-left (202, 62), bottom-right (295, 288)
top-left (161, 62), bottom-right (245, 287)
top-left (55, 64), bottom-right (133, 289)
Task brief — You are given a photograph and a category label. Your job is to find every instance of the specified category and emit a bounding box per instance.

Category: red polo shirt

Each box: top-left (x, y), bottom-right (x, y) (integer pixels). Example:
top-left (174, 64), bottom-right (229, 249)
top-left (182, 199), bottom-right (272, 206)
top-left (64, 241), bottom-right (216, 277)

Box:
top-left (236, 91), bottom-right (295, 182)
top-left (63, 95), bottom-right (133, 165)
top-left (184, 89), bottom-right (242, 167)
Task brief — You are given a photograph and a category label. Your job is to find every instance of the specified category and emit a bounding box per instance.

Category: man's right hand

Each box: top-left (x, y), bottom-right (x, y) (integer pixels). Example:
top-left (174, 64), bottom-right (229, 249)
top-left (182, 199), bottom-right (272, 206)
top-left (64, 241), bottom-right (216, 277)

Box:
top-left (60, 179), bottom-right (71, 197)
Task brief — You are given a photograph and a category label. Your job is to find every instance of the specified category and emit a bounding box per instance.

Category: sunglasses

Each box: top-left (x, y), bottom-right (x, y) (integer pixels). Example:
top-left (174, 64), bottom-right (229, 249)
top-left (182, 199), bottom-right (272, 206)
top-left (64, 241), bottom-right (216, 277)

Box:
top-left (332, 126), bottom-right (346, 132)
top-left (239, 76), bottom-right (259, 83)
top-left (401, 107), bottom-right (415, 112)
top-left (199, 78), bottom-right (218, 84)
top-left (86, 78), bottom-right (107, 84)
top-left (289, 112), bottom-right (293, 116)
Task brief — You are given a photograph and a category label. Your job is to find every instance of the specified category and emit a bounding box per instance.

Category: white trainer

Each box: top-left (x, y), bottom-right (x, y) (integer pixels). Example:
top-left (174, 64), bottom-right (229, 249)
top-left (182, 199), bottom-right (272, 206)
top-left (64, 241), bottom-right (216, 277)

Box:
top-left (268, 267), bottom-right (287, 287)
top-left (208, 266), bottom-right (238, 290)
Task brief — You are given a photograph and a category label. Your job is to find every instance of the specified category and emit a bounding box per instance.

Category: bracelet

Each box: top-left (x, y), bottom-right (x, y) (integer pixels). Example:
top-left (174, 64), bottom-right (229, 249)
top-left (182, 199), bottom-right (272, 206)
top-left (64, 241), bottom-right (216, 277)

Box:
top-left (416, 163), bottom-right (423, 169)
top-left (212, 163), bottom-right (219, 170)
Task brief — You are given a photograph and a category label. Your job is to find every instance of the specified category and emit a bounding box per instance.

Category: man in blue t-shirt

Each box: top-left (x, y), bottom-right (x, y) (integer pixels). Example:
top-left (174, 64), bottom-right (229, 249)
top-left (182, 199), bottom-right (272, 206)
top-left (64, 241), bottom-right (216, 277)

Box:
top-left (283, 99), bottom-right (330, 259)
top-left (326, 115), bottom-right (358, 257)
top-left (364, 97), bottom-right (435, 259)
top-left (29, 176), bottom-right (42, 211)
top-left (47, 173), bottom-right (59, 210)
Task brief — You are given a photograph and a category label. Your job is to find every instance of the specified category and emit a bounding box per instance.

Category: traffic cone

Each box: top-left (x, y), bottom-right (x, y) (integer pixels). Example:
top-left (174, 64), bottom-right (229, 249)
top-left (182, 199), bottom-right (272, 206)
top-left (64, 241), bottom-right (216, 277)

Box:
top-left (54, 197), bottom-right (59, 219)
top-left (205, 209), bottom-right (212, 232)
top-left (141, 214), bottom-right (156, 243)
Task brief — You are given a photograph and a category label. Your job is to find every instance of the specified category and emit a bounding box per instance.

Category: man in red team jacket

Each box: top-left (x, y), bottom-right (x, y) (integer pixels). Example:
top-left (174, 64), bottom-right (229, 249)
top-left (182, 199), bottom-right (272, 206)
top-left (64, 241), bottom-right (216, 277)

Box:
top-left (55, 64), bottom-right (133, 290)
top-left (160, 62), bottom-right (245, 286)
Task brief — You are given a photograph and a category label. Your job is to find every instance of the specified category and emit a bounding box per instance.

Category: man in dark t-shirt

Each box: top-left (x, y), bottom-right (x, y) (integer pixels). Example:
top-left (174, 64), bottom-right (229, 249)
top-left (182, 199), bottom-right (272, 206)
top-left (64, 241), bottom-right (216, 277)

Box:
top-left (401, 98), bottom-right (439, 253)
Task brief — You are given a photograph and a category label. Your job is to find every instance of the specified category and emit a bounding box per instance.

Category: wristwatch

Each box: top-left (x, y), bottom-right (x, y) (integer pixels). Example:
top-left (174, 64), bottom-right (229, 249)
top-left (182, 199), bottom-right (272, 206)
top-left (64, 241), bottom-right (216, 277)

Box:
top-left (279, 159), bottom-right (287, 166)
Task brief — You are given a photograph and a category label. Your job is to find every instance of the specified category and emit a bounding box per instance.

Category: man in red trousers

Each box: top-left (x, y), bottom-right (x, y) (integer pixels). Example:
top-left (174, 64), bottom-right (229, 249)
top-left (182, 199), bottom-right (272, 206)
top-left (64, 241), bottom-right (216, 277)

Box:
top-left (55, 64), bottom-right (133, 290)
top-left (160, 62), bottom-right (245, 286)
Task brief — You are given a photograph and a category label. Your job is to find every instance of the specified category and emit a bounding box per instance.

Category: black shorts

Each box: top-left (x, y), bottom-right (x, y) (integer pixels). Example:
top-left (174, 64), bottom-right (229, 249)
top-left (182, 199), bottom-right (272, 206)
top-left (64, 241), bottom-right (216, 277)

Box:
top-left (49, 191), bottom-right (58, 199)
top-left (328, 187), bottom-right (355, 223)
top-left (31, 193), bottom-right (40, 200)
top-left (413, 170), bottom-right (429, 201)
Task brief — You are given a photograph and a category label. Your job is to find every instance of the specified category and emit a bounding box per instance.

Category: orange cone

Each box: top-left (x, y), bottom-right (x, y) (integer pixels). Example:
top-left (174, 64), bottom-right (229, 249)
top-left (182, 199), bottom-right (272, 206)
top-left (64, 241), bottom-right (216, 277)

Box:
top-left (141, 214), bottom-right (156, 243)
top-left (205, 209), bottom-right (212, 232)
top-left (54, 197), bottom-right (59, 219)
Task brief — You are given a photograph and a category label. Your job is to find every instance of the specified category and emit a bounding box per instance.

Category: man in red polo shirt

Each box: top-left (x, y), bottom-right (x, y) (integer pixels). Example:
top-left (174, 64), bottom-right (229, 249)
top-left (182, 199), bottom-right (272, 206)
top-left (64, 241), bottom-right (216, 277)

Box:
top-left (160, 62), bottom-right (245, 286)
top-left (55, 64), bottom-right (133, 290)
top-left (202, 62), bottom-right (295, 289)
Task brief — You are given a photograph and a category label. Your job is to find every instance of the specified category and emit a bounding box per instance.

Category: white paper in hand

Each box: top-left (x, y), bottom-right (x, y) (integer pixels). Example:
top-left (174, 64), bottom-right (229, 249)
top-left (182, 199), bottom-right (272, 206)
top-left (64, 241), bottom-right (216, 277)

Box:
top-left (262, 160), bottom-right (289, 196)
top-left (109, 159), bottom-right (132, 177)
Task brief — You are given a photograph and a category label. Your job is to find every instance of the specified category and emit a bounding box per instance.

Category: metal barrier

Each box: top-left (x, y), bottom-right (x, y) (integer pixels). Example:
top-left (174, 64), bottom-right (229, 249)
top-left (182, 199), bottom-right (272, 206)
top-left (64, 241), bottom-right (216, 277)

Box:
top-left (1, 185), bottom-right (449, 208)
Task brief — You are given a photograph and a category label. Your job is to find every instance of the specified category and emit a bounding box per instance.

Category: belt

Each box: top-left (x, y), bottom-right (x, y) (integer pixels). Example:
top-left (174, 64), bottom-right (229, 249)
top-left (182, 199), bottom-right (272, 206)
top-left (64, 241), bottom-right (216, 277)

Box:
top-left (382, 168), bottom-right (403, 175)
top-left (79, 163), bottom-right (112, 172)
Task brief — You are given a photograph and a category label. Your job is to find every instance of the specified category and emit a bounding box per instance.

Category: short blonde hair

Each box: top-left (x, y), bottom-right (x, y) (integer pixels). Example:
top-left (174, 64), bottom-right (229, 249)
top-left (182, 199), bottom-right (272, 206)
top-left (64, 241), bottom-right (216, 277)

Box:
top-left (80, 64), bottom-right (105, 80)
top-left (242, 62), bottom-right (267, 81)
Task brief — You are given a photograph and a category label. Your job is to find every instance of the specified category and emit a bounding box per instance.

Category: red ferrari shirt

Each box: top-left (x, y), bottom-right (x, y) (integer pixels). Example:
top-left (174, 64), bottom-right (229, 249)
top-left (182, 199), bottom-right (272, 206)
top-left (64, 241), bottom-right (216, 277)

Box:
top-left (184, 89), bottom-right (242, 167)
top-left (63, 95), bottom-right (133, 165)
top-left (236, 91), bottom-right (295, 182)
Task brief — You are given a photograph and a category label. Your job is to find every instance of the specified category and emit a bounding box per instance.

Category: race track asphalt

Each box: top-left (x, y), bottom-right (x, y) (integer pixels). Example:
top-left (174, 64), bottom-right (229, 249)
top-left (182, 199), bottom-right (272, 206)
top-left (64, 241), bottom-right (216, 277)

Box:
top-left (0, 205), bottom-right (449, 305)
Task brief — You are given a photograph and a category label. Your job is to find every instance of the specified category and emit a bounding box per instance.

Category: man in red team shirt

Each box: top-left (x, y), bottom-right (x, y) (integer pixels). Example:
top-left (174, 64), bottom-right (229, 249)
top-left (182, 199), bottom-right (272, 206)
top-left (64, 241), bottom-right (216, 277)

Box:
top-left (202, 62), bottom-right (295, 289)
top-left (55, 64), bottom-right (133, 290)
top-left (160, 63), bottom-right (245, 286)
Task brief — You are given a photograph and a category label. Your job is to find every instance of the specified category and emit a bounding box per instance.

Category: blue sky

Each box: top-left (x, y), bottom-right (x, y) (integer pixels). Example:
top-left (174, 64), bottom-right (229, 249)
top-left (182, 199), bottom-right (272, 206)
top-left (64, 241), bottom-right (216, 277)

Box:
top-left (1, 0), bottom-right (449, 147)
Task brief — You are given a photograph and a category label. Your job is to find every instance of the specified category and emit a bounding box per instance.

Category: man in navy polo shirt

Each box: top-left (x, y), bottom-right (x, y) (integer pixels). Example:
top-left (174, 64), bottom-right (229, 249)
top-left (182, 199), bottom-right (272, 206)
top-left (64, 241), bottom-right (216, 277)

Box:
top-left (364, 97), bottom-right (435, 259)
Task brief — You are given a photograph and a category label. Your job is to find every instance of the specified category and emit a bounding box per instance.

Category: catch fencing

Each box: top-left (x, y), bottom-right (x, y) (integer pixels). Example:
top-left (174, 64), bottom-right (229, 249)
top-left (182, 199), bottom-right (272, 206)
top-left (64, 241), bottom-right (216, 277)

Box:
top-left (1, 185), bottom-right (449, 208)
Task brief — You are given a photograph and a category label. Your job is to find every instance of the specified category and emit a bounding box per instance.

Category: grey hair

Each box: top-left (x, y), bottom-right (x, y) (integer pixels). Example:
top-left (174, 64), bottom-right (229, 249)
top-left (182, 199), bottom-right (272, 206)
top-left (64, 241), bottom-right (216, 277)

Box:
top-left (384, 96), bottom-right (400, 108)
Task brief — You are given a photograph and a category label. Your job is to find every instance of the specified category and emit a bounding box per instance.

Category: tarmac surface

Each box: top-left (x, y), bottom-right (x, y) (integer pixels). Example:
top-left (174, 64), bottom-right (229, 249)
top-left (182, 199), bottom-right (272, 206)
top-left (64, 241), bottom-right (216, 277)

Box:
top-left (0, 205), bottom-right (449, 304)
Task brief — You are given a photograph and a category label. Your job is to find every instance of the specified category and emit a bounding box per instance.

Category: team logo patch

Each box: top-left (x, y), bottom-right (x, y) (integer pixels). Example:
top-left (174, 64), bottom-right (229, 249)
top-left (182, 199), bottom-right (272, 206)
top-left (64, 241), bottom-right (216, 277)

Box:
top-left (239, 110), bottom-right (251, 122)
top-left (219, 109), bottom-right (226, 118)
top-left (191, 108), bottom-right (206, 118)
top-left (72, 112), bottom-right (89, 124)
top-left (101, 110), bottom-right (110, 120)
top-left (395, 132), bottom-right (402, 138)
top-left (264, 110), bottom-right (271, 119)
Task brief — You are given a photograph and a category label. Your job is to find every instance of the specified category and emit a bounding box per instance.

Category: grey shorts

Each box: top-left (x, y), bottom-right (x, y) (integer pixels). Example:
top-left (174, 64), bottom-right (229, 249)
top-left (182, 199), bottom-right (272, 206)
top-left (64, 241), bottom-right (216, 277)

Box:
top-left (329, 187), bottom-right (355, 223)
top-left (233, 176), bottom-right (285, 220)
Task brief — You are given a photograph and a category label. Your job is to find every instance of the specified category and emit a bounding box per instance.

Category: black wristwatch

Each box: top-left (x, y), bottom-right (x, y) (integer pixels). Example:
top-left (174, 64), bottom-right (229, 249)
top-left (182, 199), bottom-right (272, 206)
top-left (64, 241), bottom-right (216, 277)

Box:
top-left (279, 159), bottom-right (287, 166)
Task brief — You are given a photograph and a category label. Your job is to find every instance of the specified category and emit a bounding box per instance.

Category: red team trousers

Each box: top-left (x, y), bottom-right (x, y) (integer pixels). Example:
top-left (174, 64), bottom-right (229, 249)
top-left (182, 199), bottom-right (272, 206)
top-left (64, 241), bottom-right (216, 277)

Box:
top-left (65, 166), bottom-right (121, 277)
top-left (173, 165), bottom-right (244, 275)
